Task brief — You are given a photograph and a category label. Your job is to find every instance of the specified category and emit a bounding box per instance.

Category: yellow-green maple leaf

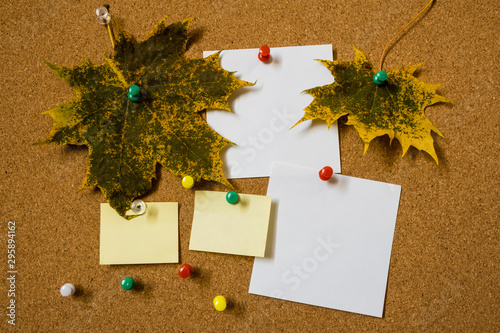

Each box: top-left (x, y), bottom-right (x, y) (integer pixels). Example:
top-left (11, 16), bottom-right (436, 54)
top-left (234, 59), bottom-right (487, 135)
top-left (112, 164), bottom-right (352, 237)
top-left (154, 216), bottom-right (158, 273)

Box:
top-left (36, 17), bottom-right (251, 219)
top-left (297, 45), bottom-right (452, 164)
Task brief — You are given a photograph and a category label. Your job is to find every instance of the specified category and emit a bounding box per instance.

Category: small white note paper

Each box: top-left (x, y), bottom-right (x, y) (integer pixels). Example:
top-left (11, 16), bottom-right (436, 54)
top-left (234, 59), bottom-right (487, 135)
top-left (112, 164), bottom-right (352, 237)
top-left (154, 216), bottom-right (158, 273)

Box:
top-left (249, 163), bottom-right (402, 317)
top-left (204, 45), bottom-right (341, 179)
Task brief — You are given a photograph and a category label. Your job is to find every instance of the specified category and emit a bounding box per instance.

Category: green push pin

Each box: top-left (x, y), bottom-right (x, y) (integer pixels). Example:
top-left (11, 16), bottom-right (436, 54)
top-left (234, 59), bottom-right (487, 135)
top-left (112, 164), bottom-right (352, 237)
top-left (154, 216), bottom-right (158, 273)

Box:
top-left (121, 277), bottom-right (135, 290)
top-left (373, 70), bottom-right (388, 85)
top-left (226, 191), bottom-right (239, 204)
top-left (128, 85), bottom-right (141, 102)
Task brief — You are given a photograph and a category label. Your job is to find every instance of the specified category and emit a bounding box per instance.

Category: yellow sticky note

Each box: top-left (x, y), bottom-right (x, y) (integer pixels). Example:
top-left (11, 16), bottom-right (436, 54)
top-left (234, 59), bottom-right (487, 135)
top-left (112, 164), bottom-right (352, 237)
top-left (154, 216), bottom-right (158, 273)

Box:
top-left (189, 191), bottom-right (272, 257)
top-left (100, 202), bottom-right (178, 265)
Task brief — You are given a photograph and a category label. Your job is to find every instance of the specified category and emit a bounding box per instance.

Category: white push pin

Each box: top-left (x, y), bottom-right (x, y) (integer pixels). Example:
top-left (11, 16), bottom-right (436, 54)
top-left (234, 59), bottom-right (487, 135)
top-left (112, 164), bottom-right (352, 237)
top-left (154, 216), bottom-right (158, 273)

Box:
top-left (60, 283), bottom-right (75, 297)
top-left (131, 199), bottom-right (146, 215)
top-left (96, 6), bottom-right (111, 25)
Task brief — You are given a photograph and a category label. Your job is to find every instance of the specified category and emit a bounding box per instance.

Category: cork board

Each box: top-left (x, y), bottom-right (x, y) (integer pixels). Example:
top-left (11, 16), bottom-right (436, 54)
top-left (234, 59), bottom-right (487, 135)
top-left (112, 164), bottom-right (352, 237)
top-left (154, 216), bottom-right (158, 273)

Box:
top-left (1, 0), bottom-right (498, 331)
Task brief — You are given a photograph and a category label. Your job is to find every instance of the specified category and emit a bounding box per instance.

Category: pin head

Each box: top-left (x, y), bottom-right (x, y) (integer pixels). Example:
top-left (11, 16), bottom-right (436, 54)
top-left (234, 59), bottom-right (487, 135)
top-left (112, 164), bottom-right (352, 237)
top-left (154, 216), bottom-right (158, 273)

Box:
top-left (130, 199), bottom-right (146, 215)
top-left (96, 6), bottom-right (111, 25)
top-left (319, 166), bottom-right (333, 181)
top-left (258, 45), bottom-right (271, 63)
top-left (60, 283), bottom-right (75, 297)
top-left (213, 295), bottom-right (227, 311)
top-left (373, 71), bottom-right (388, 85)
top-left (182, 176), bottom-right (194, 189)
top-left (179, 264), bottom-right (193, 279)
top-left (128, 85), bottom-right (142, 102)
top-left (226, 191), bottom-right (239, 204)
top-left (121, 277), bottom-right (135, 290)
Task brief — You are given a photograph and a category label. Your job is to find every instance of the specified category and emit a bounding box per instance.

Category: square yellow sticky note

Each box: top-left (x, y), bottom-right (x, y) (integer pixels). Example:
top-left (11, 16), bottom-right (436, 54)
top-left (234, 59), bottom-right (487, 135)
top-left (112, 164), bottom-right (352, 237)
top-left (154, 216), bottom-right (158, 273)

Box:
top-left (100, 202), bottom-right (178, 265)
top-left (189, 191), bottom-right (272, 257)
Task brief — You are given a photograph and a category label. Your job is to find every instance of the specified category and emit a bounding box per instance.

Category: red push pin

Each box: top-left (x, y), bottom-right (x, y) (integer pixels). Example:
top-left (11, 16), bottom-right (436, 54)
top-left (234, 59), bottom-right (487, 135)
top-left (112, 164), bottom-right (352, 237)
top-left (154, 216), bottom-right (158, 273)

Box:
top-left (319, 166), bottom-right (333, 181)
top-left (258, 45), bottom-right (271, 63)
top-left (178, 264), bottom-right (193, 279)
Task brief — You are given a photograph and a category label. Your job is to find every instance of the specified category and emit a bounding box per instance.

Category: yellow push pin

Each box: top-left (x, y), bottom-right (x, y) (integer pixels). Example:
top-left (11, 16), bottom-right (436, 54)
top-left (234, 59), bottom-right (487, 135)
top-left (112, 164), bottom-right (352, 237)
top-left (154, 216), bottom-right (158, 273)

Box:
top-left (213, 295), bottom-right (227, 311)
top-left (182, 176), bottom-right (194, 189)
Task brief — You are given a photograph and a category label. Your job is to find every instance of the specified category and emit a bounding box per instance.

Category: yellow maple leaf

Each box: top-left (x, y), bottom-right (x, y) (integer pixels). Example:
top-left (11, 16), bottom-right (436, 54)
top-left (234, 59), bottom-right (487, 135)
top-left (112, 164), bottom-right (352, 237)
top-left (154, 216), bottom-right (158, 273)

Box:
top-left (36, 17), bottom-right (251, 218)
top-left (297, 46), bottom-right (452, 164)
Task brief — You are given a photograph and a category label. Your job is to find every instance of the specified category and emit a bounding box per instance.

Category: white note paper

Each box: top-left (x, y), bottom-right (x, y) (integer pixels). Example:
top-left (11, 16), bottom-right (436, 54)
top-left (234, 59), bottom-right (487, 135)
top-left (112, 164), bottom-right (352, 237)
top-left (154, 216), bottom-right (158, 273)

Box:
top-left (204, 45), bottom-right (341, 179)
top-left (249, 163), bottom-right (401, 317)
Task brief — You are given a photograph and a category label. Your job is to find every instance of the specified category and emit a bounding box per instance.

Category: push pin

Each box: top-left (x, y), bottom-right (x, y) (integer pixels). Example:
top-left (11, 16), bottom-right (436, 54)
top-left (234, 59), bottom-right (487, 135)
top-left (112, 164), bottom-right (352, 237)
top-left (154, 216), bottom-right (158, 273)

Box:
top-left (130, 199), bottom-right (146, 215)
top-left (96, 6), bottom-right (111, 25)
top-left (319, 166), bottom-right (333, 181)
top-left (128, 85), bottom-right (142, 102)
top-left (121, 277), bottom-right (135, 290)
top-left (258, 45), bottom-right (271, 63)
top-left (178, 264), bottom-right (193, 279)
top-left (182, 176), bottom-right (194, 189)
top-left (373, 70), bottom-right (388, 85)
top-left (213, 295), bottom-right (227, 311)
top-left (226, 191), bottom-right (239, 204)
top-left (60, 283), bottom-right (75, 297)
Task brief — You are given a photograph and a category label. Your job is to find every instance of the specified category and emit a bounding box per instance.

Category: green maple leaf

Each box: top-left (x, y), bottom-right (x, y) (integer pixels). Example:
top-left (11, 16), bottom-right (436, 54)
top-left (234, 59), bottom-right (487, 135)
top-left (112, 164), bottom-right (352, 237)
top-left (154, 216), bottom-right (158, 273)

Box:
top-left (36, 17), bottom-right (251, 219)
top-left (297, 46), bottom-right (452, 164)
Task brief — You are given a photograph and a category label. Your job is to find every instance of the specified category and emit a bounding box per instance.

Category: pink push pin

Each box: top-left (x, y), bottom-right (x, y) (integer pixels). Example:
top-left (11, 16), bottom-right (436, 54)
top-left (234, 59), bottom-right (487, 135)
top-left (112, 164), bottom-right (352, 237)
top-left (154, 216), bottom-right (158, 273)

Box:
top-left (178, 264), bottom-right (193, 279)
top-left (258, 45), bottom-right (271, 63)
top-left (319, 166), bottom-right (333, 181)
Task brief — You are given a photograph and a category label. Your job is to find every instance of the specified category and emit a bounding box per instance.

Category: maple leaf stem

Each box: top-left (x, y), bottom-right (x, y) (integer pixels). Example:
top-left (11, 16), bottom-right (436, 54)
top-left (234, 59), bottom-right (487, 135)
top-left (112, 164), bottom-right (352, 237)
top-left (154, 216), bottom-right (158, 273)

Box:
top-left (379, 0), bottom-right (434, 71)
top-left (107, 18), bottom-right (115, 49)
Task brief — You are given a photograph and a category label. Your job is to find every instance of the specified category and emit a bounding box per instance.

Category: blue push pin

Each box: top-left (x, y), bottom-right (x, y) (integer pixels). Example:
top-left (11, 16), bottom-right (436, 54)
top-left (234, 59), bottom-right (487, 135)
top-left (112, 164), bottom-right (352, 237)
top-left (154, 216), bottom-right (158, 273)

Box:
top-left (373, 70), bottom-right (388, 85)
top-left (128, 85), bottom-right (141, 102)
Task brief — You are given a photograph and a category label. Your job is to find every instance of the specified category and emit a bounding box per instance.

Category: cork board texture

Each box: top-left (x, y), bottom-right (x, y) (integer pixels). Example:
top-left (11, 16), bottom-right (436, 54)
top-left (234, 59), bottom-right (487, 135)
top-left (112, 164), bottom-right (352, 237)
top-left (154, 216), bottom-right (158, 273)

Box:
top-left (1, 0), bottom-right (498, 331)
